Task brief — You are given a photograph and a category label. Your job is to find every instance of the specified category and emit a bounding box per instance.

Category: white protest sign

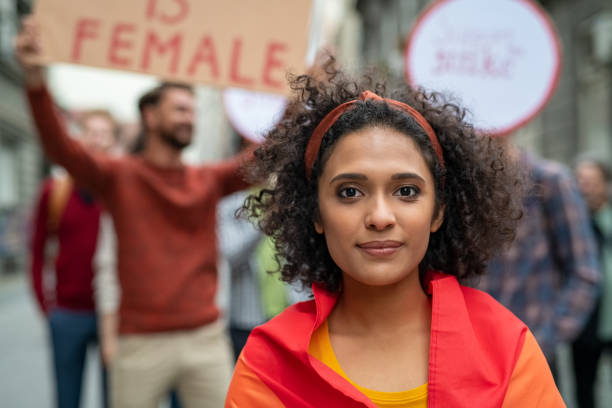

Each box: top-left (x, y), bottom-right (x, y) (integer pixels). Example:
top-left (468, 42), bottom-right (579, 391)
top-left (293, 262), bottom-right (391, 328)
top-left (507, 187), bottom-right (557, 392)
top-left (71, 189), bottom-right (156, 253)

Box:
top-left (222, 88), bottom-right (288, 143)
top-left (405, 0), bottom-right (561, 135)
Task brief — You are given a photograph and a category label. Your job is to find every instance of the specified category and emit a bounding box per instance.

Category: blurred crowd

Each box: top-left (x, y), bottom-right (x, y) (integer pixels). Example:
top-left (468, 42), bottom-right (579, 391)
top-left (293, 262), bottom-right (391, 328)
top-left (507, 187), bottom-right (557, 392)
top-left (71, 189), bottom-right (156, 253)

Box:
top-left (2, 4), bottom-right (612, 408)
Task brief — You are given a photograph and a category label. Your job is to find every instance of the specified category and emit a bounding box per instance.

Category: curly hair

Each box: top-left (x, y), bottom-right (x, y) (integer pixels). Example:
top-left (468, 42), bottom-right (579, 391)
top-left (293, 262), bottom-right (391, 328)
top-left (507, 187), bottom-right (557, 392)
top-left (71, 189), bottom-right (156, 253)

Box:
top-left (242, 65), bottom-right (524, 293)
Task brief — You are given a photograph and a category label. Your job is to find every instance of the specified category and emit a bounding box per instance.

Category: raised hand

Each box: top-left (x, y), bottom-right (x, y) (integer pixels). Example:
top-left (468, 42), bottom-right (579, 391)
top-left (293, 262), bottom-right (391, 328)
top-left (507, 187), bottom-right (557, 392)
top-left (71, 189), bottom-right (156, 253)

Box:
top-left (14, 16), bottom-right (45, 88)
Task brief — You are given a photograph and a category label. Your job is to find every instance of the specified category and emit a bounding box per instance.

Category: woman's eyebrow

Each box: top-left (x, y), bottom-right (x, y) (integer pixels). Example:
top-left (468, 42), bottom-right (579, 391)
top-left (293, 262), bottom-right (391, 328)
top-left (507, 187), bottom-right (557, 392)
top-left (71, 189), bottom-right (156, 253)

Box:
top-left (329, 172), bottom-right (426, 184)
top-left (391, 172), bottom-right (426, 182)
top-left (329, 173), bottom-right (367, 184)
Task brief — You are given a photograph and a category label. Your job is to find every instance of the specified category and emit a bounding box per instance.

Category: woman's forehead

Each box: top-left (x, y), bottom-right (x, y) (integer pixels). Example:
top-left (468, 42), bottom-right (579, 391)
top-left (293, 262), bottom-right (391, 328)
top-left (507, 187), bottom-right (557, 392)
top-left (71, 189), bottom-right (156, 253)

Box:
top-left (321, 127), bottom-right (432, 179)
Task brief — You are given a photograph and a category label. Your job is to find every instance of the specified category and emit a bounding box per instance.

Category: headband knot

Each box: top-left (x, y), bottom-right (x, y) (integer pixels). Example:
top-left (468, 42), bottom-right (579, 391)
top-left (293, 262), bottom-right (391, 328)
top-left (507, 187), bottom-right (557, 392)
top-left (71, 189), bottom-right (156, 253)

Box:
top-left (359, 90), bottom-right (383, 102)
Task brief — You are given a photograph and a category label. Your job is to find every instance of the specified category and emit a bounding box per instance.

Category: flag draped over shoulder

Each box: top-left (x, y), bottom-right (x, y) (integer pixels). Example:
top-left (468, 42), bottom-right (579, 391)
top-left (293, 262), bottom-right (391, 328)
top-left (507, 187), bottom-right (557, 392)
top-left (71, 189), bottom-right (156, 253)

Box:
top-left (226, 273), bottom-right (564, 408)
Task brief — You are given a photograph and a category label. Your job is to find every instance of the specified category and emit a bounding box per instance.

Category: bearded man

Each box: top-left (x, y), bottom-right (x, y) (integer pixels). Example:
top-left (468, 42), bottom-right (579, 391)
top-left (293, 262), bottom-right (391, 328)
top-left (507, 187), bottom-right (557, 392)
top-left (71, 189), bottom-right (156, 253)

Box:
top-left (16, 16), bottom-right (253, 408)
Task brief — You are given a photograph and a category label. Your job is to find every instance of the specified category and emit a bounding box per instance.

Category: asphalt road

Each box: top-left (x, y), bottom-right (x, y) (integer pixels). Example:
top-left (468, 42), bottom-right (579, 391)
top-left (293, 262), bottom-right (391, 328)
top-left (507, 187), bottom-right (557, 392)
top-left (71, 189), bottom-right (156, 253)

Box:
top-left (0, 274), bottom-right (103, 408)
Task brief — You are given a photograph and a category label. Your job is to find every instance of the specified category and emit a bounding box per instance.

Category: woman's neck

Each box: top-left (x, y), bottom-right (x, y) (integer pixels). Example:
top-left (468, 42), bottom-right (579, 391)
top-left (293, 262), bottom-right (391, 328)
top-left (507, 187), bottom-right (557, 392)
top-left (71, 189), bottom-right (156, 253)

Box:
top-left (326, 270), bottom-right (432, 391)
top-left (330, 270), bottom-right (431, 335)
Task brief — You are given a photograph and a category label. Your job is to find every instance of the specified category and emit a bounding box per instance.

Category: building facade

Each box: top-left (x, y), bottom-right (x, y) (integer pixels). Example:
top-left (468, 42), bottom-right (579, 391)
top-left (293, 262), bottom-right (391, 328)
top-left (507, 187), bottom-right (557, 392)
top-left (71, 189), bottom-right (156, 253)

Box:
top-left (539, 0), bottom-right (611, 163)
top-left (0, 0), bottom-right (41, 276)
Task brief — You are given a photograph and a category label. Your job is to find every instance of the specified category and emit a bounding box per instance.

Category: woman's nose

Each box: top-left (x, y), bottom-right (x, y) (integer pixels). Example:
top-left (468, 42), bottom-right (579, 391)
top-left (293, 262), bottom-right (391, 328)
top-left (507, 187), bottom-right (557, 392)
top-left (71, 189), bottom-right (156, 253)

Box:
top-left (364, 196), bottom-right (396, 231)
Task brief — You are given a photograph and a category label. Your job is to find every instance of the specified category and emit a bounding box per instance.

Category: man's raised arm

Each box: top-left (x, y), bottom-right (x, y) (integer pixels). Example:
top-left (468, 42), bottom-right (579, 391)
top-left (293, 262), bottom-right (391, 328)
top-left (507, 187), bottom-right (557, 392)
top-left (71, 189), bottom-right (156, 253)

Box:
top-left (15, 16), bottom-right (114, 195)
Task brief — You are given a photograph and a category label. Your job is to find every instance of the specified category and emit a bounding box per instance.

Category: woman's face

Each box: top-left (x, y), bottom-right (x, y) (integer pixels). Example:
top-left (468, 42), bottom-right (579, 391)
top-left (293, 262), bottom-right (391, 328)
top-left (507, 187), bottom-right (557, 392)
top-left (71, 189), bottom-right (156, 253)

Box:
top-left (315, 126), bottom-right (443, 287)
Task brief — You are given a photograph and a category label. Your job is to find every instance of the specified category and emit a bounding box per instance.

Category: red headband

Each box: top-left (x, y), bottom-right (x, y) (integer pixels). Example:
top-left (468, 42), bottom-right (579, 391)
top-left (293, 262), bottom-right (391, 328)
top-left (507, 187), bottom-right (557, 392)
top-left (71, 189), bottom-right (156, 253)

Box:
top-left (304, 90), bottom-right (445, 180)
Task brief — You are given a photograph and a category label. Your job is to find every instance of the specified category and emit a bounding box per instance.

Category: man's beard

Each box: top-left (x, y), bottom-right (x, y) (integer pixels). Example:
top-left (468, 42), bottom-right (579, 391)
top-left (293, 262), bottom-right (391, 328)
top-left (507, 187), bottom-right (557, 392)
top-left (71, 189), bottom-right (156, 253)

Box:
top-left (159, 125), bottom-right (192, 150)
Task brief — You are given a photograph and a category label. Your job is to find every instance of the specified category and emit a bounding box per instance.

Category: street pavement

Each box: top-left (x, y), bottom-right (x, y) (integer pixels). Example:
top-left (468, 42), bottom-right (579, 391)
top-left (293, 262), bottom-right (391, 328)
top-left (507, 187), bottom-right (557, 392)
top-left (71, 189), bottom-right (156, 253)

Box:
top-left (0, 273), bottom-right (103, 408)
top-left (1, 272), bottom-right (612, 407)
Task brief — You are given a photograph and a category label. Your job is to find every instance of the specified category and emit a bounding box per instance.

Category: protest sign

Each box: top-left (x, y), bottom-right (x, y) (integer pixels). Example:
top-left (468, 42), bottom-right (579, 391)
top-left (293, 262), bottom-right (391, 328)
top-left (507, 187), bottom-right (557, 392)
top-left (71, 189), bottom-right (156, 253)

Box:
top-left (35, 0), bottom-right (312, 94)
top-left (223, 88), bottom-right (287, 143)
top-left (405, 0), bottom-right (561, 135)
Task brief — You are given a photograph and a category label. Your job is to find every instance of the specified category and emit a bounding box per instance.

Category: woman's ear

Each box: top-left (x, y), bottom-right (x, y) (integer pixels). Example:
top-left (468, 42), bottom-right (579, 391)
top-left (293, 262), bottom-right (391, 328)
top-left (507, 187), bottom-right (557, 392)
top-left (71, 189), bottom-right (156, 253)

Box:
top-left (430, 204), bottom-right (445, 233)
top-left (314, 220), bottom-right (324, 234)
top-left (313, 208), bottom-right (324, 234)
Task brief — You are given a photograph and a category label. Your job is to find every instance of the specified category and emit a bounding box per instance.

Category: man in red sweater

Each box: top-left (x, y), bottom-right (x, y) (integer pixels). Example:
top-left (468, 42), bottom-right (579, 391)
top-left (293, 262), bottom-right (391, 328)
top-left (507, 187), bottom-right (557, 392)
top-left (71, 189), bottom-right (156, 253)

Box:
top-left (31, 109), bottom-right (116, 408)
top-left (17, 17), bottom-right (252, 408)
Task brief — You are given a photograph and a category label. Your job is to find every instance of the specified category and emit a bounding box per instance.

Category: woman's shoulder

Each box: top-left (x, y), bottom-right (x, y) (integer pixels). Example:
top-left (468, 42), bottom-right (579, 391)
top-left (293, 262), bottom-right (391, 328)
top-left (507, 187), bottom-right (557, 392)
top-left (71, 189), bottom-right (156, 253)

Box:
top-left (229, 298), bottom-right (371, 408)
top-left (226, 306), bottom-right (309, 408)
top-left (501, 330), bottom-right (565, 407)
top-left (458, 285), bottom-right (564, 405)
top-left (460, 283), bottom-right (526, 328)
top-left (225, 353), bottom-right (286, 407)
top-left (429, 275), bottom-right (563, 405)
top-left (432, 273), bottom-right (526, 331)
top-left (247, 299), bottom-right (318, 348)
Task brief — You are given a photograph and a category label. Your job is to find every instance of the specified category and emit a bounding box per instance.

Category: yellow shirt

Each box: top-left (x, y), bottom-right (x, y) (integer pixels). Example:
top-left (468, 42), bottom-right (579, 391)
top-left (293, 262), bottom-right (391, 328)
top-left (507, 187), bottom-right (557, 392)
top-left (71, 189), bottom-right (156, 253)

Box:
top-left (309, 320), bottom-right (427, 407)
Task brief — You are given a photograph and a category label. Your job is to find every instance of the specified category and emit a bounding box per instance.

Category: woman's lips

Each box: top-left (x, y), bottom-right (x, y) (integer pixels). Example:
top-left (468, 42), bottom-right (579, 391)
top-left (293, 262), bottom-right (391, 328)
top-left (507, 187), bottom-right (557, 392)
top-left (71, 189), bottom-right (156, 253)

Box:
top-left (356, 240), bottom-right (403, 256)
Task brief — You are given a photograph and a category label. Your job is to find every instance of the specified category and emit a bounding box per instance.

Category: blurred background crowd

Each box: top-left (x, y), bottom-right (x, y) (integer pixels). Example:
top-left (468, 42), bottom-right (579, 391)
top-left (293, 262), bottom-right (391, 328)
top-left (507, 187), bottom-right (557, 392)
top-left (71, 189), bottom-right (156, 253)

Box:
top-left (0, 0), bottom-right (611, 407)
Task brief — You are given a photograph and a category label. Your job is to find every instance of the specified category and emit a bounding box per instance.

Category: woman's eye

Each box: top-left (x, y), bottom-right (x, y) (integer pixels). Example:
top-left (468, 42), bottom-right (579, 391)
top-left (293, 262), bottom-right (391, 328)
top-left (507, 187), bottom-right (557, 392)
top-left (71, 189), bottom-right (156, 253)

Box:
top-left (394, 186), bottom-right (419, 198)
top-left (338, 187), bottom-right (362, 198)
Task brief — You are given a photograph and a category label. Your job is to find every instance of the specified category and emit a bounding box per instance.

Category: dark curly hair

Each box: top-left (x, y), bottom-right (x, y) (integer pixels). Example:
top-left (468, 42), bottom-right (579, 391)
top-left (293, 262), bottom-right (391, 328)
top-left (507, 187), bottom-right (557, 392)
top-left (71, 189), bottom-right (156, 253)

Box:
top-left (242, 64), bottom-right (524, 293)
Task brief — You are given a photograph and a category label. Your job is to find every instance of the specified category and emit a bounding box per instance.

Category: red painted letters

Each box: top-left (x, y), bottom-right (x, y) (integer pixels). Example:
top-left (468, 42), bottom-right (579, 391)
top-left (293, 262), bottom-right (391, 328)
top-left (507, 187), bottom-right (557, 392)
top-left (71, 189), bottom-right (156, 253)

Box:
top-left (262, 42), bottom-right (287, 89)
top-left (71, 18), bottom-right (100, 61)
top-left (68, 8), bottom-right (291, 91)
top-left (141, 31), bottom-right (182, 73)
top-left (108, 23), bottom-right (136, 67)
top-left (187, 35), bottom-right (219, 78)
top-left (229, 38), bottom-right (255, 86)
top-left (146, 0), bottom-right (189, 24)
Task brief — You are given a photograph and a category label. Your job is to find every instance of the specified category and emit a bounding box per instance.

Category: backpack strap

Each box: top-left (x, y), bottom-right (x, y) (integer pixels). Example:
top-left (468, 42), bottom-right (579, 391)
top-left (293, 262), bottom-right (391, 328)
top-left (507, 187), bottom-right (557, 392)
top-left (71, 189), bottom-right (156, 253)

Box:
top-left (47, 176), bottom-right (73, 233)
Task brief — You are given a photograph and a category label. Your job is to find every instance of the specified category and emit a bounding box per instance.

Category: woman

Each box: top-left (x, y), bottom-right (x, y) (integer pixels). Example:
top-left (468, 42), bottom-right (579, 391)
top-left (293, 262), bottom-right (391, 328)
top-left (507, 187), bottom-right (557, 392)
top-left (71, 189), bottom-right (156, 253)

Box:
top-left (225, 65), bottom-right (564, 407)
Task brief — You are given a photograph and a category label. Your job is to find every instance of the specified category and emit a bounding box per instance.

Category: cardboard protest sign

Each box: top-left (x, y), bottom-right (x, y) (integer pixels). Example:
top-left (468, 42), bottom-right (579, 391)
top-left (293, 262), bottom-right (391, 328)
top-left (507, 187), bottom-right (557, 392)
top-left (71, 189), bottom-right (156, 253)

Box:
top-left (405, 0), bottom-right (561, 136)
top-left (34, 0), bottom-right (312, 94)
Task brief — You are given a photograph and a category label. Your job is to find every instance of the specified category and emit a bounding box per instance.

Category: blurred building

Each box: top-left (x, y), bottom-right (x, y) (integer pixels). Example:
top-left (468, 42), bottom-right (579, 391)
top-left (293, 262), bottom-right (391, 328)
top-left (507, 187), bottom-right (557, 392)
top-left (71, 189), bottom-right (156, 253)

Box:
top-left (537, 0), bottom-right (611, 163)
top-left (0, 0), bottom-right (40, 276)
